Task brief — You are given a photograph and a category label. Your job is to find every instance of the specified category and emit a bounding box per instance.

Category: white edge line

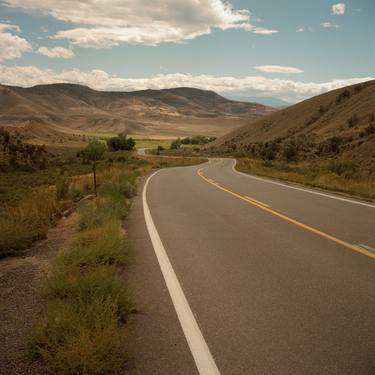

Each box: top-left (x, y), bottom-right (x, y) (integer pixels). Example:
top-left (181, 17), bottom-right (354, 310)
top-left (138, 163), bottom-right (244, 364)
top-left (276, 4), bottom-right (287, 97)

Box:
top-left (143, 170), bottom-right (220, 375)
top-left (231, 159), bottom-right (375, 209)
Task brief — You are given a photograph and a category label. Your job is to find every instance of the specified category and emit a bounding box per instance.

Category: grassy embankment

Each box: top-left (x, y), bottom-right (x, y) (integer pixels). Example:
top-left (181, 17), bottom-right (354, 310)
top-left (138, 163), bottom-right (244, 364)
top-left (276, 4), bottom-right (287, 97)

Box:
top-left (236, 158), bottom-right (375, 200)
top-left (0, 146), bottom-right (206, 257)
top-left (28, 164), bottom-right (136, 374)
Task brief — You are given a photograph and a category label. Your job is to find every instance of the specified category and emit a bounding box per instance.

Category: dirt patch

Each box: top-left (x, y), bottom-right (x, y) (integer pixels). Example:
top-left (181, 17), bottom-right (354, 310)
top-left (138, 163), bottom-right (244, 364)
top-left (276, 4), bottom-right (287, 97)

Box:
top-left (0, 212), bottom-right (79, 374)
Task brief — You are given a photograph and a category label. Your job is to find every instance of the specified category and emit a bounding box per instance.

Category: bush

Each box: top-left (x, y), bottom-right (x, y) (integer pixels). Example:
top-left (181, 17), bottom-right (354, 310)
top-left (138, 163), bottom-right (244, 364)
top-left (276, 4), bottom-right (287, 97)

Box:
top-left (327, 160), bottom-right (358, 178)
top-left (180, 136), bottom-right (216, 145)
top-left (56, 174), bottom-right (71, 200)
top-left (282, 139), bottom-right (299, 162)
top-left (29, 297), bottom-right (128, 374)
top-left (170, 138), bottom-right (182, 149)
top-left (347, 114), bottom-right (359, 128)
top-left (107, 134), bottom-right (135, 152)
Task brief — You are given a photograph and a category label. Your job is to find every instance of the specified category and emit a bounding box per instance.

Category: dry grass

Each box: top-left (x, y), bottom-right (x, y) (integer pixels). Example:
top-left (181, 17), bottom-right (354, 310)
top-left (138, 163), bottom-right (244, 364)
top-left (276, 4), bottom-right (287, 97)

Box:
top-left (140, 155), bottom-right (207, 169)
top-left (28, 165), bottom-right (136, 374)
top-left (0, 187), bottom-right (60, 256)
top-left (236, 158), bottom-right (375, 200)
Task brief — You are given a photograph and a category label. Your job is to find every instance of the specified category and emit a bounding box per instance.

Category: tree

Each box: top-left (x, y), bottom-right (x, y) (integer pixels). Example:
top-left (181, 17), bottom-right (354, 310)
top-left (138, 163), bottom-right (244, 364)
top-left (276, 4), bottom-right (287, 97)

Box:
top-left (107, 134), bottom-right (136, 151)
top-left (81, 141), bottom-right (107, 195)
top-left (282, 139), bottom-right (298, 162)
top-left (170, 138), bottom-right (182, 149)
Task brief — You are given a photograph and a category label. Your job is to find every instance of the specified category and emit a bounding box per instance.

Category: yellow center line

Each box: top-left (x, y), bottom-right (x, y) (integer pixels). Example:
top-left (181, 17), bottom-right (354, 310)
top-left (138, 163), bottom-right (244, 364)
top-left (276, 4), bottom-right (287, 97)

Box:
top-left (244, 196), bottom-right (271, 208)
top-left (197, 167), bottom-right (375, 261)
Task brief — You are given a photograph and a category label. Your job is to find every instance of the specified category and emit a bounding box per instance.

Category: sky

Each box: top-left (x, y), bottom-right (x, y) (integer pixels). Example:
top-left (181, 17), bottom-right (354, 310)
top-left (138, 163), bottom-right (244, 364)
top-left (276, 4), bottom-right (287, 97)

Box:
top-left (0, 0), bottom-right (373, 103)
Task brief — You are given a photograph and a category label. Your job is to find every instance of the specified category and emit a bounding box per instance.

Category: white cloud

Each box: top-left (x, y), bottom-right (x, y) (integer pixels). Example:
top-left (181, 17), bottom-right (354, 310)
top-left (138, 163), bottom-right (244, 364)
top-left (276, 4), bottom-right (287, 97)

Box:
top-left (3, 0), bottom-right (278, 47)
top-left (0, 64), bottom-right (372, 103)
top-left (0, 23), bottom-right (20, 32)
top-left (0, 23), bottom-right (32, 61)
top-left (254, 65), bottom-right (304, 74)
top-left (321, 22), bottom-right (340, 28)
top-left (252, 27), bottom-right (279, 35)
top-left (37, 46), bottom-right (74, 59)
top-left (296, 27), bottom-right (305, 32)
top-left (332, 3), bottom-right (346, 15)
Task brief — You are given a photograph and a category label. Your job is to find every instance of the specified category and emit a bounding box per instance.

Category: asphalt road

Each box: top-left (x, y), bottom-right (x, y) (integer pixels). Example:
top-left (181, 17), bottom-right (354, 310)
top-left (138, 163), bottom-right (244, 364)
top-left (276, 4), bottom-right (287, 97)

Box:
top-left (126, 158), bottom-right (375, 375)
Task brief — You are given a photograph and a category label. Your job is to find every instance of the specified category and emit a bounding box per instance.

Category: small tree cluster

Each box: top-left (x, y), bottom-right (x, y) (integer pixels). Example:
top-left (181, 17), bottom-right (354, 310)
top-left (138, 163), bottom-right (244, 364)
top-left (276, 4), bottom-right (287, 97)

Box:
top-left (107, 134), bottom-right (135, 151)
top-left (180, 136), bottom-right (216, 145)
top-left (0, 128), bottom-right (48, 170)
top-left (170, 138), bottom-right (182, 149)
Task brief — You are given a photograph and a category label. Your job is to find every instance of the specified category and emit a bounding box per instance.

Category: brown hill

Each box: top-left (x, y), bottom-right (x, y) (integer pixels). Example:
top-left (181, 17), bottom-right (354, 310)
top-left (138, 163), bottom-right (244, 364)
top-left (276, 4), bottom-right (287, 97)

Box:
top-left (0, 83), bottom-right (274, 142)
top-left (212, 80), bottom-right (375, 174)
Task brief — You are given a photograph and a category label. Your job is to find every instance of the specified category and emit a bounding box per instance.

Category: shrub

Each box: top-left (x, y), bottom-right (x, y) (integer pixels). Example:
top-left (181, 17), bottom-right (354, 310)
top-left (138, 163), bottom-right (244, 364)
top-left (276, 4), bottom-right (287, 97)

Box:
top-left (107, 134), bottom-right (135, 151)
top-left (347, 114), bottom-right (359, 128)
top-left (326, 136), bottom-right (343, 154)
top-left (282, 139), bottom-right (299, 162)
top-left (29, 297), bottom-right (127, 374)
top-left (56, 173), bottom-right (71, 200)
top-left (180, 136), bottom-right (216, 145)
top-left (170, 138), bottom-right (182, 149)
top-left (327, 160), bottom-right (358, 178)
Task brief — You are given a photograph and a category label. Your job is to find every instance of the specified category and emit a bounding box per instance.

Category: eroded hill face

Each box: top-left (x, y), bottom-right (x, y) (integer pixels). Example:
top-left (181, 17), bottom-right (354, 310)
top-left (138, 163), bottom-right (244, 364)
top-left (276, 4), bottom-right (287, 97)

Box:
top-left (0, 84), bottom-right (274, 143)
top-left (212, 80), bottom-right (375, 174)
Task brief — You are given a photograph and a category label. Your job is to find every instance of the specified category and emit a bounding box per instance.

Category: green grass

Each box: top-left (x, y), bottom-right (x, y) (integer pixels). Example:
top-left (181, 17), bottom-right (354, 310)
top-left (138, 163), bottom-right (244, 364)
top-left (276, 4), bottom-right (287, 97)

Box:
top-left (60, 129), bottom-right (174, 150)
top-left (29, 165), bottom-right (136, 374)
top-left (133, 138), bottom-right (172, 149)
top-left (236, 158), bottom-right (375, 200)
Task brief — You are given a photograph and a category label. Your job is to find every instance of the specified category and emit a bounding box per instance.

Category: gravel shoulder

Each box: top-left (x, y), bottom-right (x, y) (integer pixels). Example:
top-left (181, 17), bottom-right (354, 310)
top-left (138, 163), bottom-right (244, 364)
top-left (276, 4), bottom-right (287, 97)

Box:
top-left (0, 212), bottom-right (79, 375)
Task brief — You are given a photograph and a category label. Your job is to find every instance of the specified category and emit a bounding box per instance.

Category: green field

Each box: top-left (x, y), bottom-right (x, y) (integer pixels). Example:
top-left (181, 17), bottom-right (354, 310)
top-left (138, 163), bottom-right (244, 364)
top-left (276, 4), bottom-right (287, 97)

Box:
top-left (133, 138), bottom-right (173, 149)
top-left (60, 129), bottom-right (174, 150)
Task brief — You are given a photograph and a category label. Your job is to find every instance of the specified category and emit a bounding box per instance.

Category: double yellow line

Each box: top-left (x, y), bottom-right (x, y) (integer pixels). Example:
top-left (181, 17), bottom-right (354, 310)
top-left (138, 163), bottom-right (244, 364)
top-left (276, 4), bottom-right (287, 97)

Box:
top-left (197, 167), bottom-right (375, 261)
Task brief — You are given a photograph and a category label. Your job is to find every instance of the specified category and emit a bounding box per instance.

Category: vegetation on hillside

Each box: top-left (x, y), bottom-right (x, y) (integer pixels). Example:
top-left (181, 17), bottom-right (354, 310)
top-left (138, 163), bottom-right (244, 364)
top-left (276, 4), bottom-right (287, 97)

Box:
top-left (212, 80), bottom-right (375, 177)
top-left (236, 159), bottom-right (375, 200)
top-left (0, 128), bottom-right (49, 171)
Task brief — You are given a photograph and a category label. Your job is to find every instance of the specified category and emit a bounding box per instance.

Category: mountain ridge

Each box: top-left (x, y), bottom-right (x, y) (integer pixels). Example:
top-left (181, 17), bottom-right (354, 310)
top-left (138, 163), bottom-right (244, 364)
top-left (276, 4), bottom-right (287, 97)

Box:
top-left (212, 80), bottom-right (375, 175)
top-left (0, 83), bottom-right (275, 142)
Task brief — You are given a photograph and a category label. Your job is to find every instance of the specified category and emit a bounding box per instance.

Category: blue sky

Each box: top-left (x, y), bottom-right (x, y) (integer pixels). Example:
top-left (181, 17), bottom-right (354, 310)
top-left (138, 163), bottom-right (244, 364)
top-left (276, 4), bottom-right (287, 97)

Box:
top-left (0, 0), bottom-right (373, 103)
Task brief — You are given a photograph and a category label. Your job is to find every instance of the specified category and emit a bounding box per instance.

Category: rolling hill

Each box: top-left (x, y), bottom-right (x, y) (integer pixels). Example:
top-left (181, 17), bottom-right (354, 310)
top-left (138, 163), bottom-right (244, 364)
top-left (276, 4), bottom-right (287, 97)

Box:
top-left (0, 83), bottom-right (274, 143)
top-left (212, 80), bottom-right (375, 174)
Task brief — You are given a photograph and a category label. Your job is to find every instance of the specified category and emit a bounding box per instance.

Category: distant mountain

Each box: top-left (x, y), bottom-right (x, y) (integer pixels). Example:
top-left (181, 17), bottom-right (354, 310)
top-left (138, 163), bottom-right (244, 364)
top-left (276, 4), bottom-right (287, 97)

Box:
top-left (226, 95), bottom-right (291, 108)
top-left (212, 80), bottom-right (375, 174)
top-left (0, 84), bottom-right (275, 142)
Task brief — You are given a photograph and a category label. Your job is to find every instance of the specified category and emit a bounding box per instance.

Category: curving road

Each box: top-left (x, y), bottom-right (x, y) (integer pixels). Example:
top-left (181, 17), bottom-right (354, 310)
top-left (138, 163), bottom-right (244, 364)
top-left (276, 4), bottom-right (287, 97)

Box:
top-left (126, 158), bottom-right (375, 375)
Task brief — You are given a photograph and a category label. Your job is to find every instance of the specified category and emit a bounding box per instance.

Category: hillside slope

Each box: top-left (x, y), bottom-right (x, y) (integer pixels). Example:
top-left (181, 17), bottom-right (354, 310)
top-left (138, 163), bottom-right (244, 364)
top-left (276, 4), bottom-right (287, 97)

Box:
top-left (0, 84), bottom-right (274, 142)
top-left (213, 80), bottom-right (375, 174)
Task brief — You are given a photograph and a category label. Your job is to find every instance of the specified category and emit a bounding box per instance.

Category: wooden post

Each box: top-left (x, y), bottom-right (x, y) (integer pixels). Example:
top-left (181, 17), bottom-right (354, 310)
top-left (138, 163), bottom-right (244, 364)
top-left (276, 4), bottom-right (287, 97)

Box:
top-left (93, 161), bottom-right (97, 196)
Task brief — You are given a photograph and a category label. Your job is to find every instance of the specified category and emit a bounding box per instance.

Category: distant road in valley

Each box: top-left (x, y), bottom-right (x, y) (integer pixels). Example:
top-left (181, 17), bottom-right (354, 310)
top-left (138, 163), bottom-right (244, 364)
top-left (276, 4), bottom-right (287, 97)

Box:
top-left (126, 158), bottom-right (375, 375)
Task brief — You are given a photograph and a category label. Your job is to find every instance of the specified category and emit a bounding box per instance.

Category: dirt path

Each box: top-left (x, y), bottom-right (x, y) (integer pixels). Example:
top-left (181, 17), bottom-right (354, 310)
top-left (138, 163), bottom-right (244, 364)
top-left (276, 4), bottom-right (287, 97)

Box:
top-left (0, 213), bottom-right (79, 375)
